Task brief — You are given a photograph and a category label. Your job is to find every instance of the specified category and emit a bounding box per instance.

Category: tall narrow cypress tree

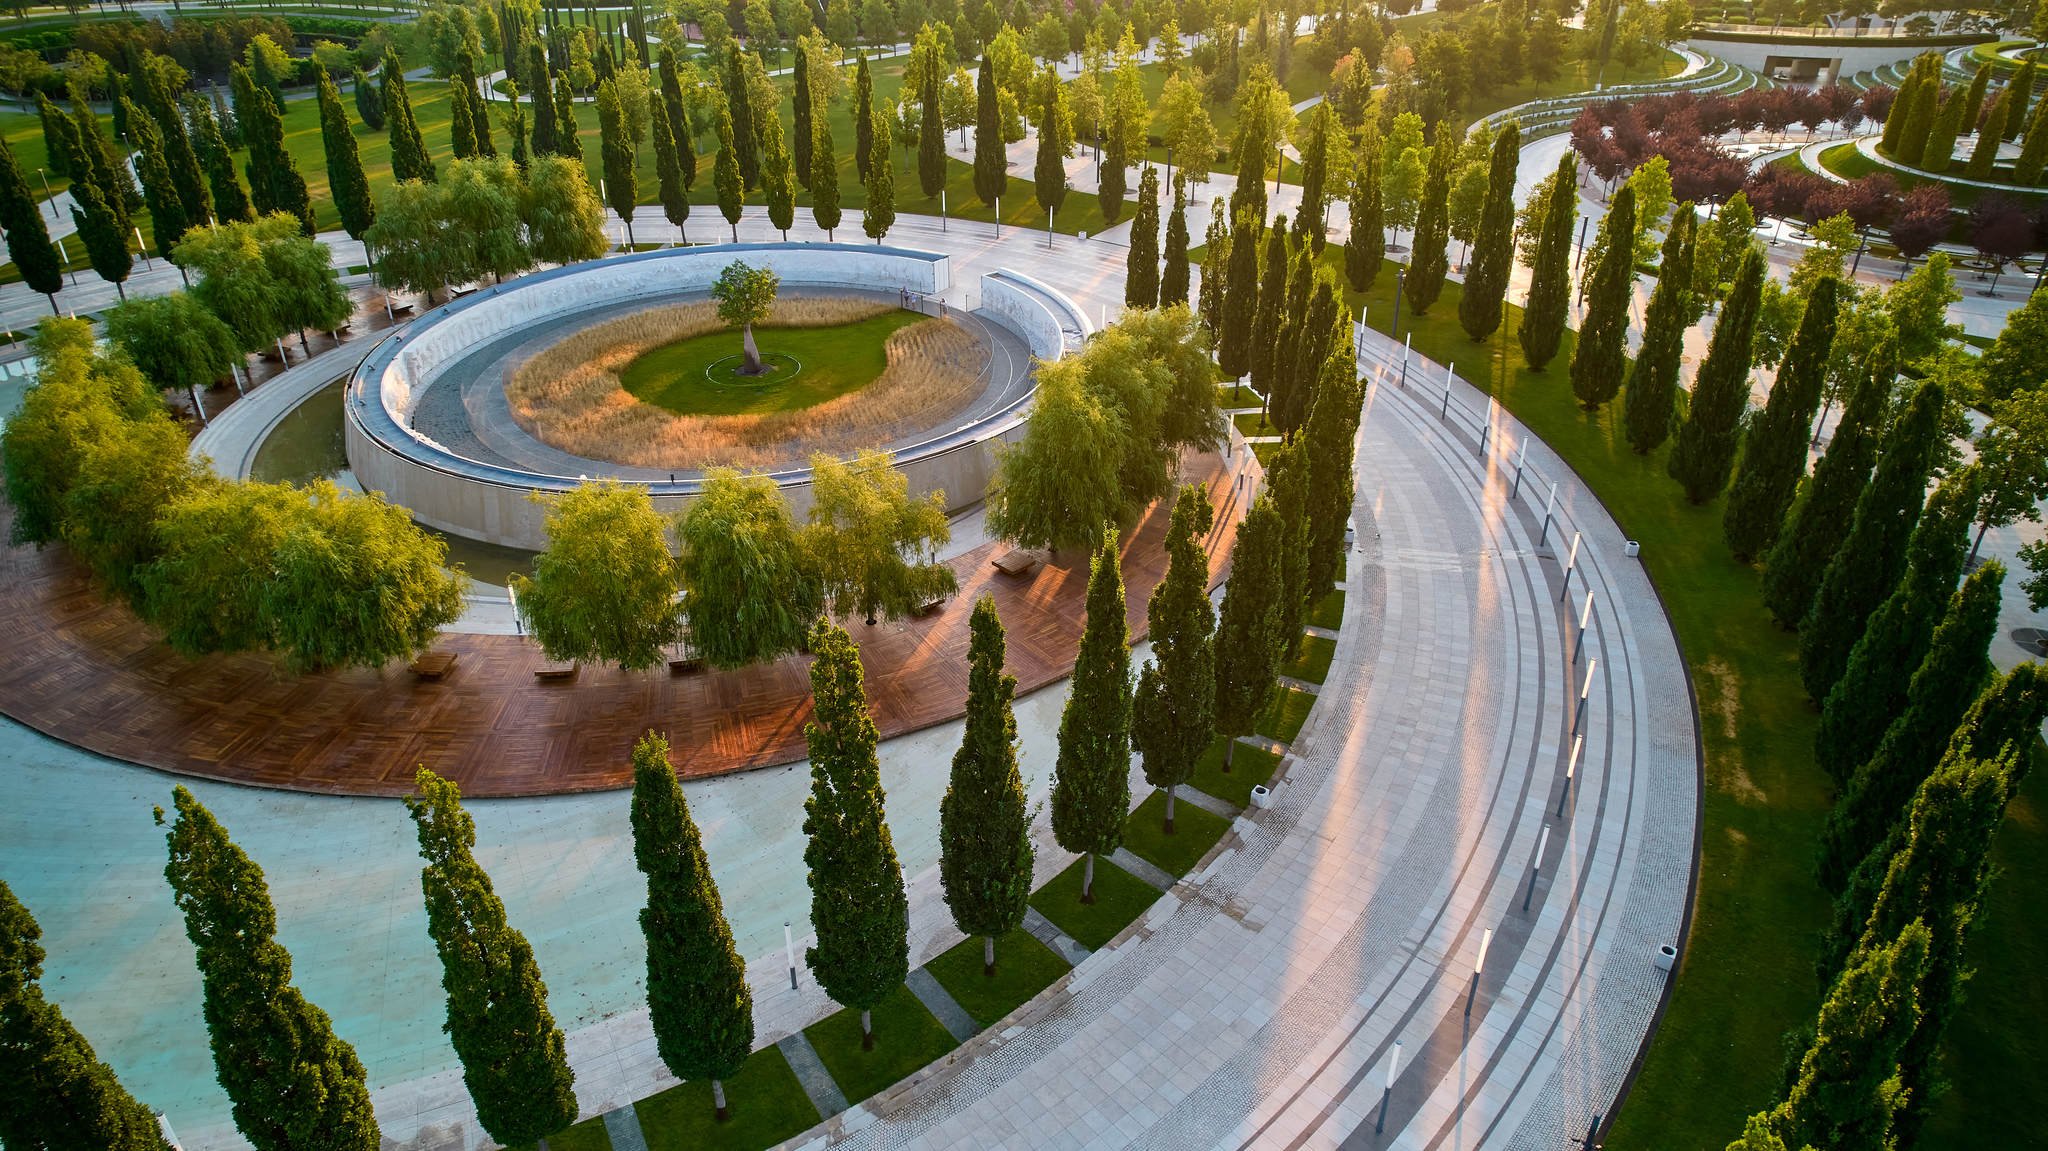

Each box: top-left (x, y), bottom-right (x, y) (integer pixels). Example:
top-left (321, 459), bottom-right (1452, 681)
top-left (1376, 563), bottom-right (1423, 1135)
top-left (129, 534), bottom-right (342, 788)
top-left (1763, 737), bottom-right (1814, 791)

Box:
top-left (1134, 485), bottom-right (1216, 833)
top-left (35, 92), bottom-right (70, 178)
top-left (1669, 242), bottom-right (1765, 502)
top-left (449, 79), bottom-right (480, 158)
top-left (159, 787), bottom-right (380, 1150)
top-left (71, 89), bottom-right (137, 212)
top-left (793, 45), bottom-right (814, 190)
top-left (185, 93), bottom-right (252, 223)
top-left (529, 43), bottom-right (559, 155)
top-left (2002, 92), bottom-right (2045, 182)
top-left (631, 732), bottom-right (753, 1122)
top-left (70, 178), bottom-right (131, 300)
top-left (1816, 468), bottom-right (1979, 790)
top-left (1099, 113), bottom-right (1128, 224)
top-left (1799, 379), bottom-right (1949, 701)
top-left (802, 621), bottom-right (910, 1049)
top-left (715, 100), bottom-right (744, 241)
top-left (0, 135), bottom-right (62, 314)
top-left (761, 97), bottom-right (795, 239)
top-left (940, 597), bottom-right (1035, 976)
top-left (354, 65), bottom-right (386, 130)
top-left (1459, 122), bottom-right (1521, 341)
top-left (919, 61), bottom-right (945, 199)
top-left (855, 54), bottom-right (875, 181)
top-left (1520, 151), bottom-right (1577, 371)
top-left (1769, 920), bottom-right (1931, 1151)
top-left (233, 65), bottom-right (313, 232)
top-left (2007, 61), bottom-right (2036, 140)
top-left (0, 881), bottom-right (169, 1151)
top-left (1160, 186), bottom-right (1191, 307)
top-left (1266, 438), bottom-right (1314, 655)
top-left (1570, 183), bottom-right (1635, 411)
top-left (1345, 145), bottom-right (1384, 292)
top-left (137, 63), bottom-right (209, 228)
top-left (318, 69), bottom-right (375, 241)
top-left (1966, 88), bottom-right (2009, 179)
top-left (1296, 102), bottom-right (1333, 248)
top-left (130, 113), bottom-right (189, 260)
top-left (1880, 66), bottom-right (1921, 154)
top-left (1919, 85), bottom-right (1969, 174)
top-left (1961, 62), bottom-right (1994, 136)
top-left (1034, 66), bottom-right (1068, 227)
top-left (1213, 494), bottom-right (1287, 771)
top-left (863, 106), bottom-right (896, 243)
top-left (463, 57), bottom-right (495, 158)
top-left (554, 74), bottom-right (584, 162)
top-left (384, 50), bottom-right (437, 183)
top-left (1248, 216), bottom-right (1290, 397)
top-left (1217, 208), bottom-right (1261, 379)
top-left (1815, 562), bottom-right (2005, 895)
top-left (598, 78), bottom-right (638, 245)
top-left (1125, 164), bottom-right (1161, 308)
top-left (406, 768), bottom-right (579, 1144)
top-left (1198, 202), bottom-right (1231, 334)
top-left (1302, 316), bottom-right (1364, 602)
top-left (660, 42), bottom-right (693, 191)
top-left (973, 54), bottom-right (1005, 207)
top-left (650, 92), bottom-right (690, 243)
top-left (1894, 61), bottom-right (1941, 166)
top-left (1725, 276), bottom-right (1842, 560)
top-left (1051, 533), bottom-right (1133, 902)
top-left (1625, 208), bottom-right (1694, 453)
top-left (811, 114), bottom-right (841, 240)
top-left (1274, 275), bottom-right (1338, 438)
top-left (1761, 339), bottom-right (1893, 628)
top-left (1403, 133), bottom-right (1453, 315)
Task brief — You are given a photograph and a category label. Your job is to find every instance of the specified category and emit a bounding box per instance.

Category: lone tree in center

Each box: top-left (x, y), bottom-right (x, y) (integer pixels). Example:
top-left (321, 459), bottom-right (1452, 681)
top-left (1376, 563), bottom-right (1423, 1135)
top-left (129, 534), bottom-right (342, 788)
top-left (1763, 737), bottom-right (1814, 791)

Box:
top-left (712, 260), bottom-right (780, 375)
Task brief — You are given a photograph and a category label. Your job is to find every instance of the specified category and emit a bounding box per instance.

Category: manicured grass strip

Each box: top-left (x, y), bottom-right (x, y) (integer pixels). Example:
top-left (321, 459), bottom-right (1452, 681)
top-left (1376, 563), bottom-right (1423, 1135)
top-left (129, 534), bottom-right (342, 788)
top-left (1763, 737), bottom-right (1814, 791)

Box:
top-left (1280, 633), bottom-right (1337, 684)
top-left (1218, 383), bottom-right (1262, 407)
top-left (1121, 791), bottom-right (1232, 878)
top-left (1250, 440), bottom-right (1281, 466)
top-left (802, 983), bottom-right (957, 1105)
top-left (619, 310), bottom-right (925, 415)
top-left (1232, 409), bottom-right (1279, 436)
top-left (1028, 856), bottom-right (1158, 950)
top-left (1256, 686), bottom-right (1317, 744)
top-left (634, 1043), bottom-right (820, 1151)
top-left (1191, 736), bottom-right (1283, 808)
top-left (1307, 589), bottom-right (1346, 631)
top-left (924, 929), bottom-right (1072, 1030)
top-left (516, 1115), bottom-right (612, 1151)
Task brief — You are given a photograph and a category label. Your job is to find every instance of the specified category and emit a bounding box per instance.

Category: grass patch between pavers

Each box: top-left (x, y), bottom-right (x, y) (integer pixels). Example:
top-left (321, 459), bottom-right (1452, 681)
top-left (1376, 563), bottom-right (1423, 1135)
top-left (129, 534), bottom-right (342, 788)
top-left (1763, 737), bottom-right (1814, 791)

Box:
top-left (1122, 790), bottom-right (1232, 878)
top-left (1307, 589), bottom-right (1346, 631)
top-left (924, 930), bottom-right (1072, 1030)
top-left (1256, 686), bottom-right (1317, 744)
top-left (516, 1115), bottom-right (612, 1151)
top-left (1250, 440), bottom-right (1281, 466)
top-left (803, 982), bottom-right (957, 1105)
top-left (1192, 736), bottom-right (1283, 808)
top-left (1281, 633), bottom-right (1337, 684)
top-left (635, 1043), bottom-right (820, 1151)
top-left (1218, 383), bottom-right (1262, 407)
top-left (1029, 855), bottom-right (1159, 951)
top-left (1232, 409), bottom-right (1280, 437)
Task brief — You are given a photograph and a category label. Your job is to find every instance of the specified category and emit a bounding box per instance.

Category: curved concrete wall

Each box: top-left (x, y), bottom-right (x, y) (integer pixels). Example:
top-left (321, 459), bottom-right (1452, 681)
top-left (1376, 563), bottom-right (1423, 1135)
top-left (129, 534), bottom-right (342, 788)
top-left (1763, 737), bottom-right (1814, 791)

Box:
top-left (345, 246), bottom-right (1078, 551)
top-left (1686, 33), bottom-right (1984, 82)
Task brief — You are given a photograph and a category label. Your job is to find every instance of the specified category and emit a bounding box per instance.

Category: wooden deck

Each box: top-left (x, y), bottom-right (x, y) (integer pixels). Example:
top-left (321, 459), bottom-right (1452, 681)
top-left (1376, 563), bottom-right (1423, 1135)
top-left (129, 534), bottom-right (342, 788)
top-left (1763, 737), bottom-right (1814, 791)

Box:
top-left (0, 454), bottom-right (1250, 797)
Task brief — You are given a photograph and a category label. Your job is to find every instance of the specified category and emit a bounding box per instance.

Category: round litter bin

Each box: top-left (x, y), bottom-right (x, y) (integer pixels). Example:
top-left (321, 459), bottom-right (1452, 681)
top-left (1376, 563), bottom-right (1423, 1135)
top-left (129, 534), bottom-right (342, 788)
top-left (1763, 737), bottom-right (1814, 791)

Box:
top-left (1249, 784), bottom-right (1273, 809)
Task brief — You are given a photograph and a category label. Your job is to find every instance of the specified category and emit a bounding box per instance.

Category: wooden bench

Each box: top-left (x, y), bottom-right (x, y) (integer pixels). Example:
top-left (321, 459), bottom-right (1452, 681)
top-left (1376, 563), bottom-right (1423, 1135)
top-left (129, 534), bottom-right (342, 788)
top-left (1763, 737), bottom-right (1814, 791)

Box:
top-left (992, 549), bottom-right (1043, 578)
top-left (668, 654), bottom-right (703, 675)
top-left (533, 662), bottom-right (578, 681)
top-left (913, 595), bottom-right (948, 618)
top-left (408, 650), bottom-right (458, 679)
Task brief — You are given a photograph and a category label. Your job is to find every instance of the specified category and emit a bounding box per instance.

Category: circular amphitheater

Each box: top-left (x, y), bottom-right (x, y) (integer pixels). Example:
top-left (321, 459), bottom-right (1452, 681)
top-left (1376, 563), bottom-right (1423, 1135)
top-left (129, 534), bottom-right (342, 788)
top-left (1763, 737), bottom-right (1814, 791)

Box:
top-left (345, 243), bottom-right (1087, 550)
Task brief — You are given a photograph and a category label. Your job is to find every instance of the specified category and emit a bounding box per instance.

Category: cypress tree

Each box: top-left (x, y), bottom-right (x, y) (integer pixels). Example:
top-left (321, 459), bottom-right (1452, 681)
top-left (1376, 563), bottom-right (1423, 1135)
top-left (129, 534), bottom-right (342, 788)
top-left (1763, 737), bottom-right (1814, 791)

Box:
top-left (186, 94), bottom-right (252, 224)
top-left (1815, 562), bottom-right (2005, 894)
top-left (1302, 316), bottom-right (1365, 603)
top-left (1625, 208), bottom-right (1694, 454)
top-left (598, 79), bottom-right (638, 246)
top-left (1966, 88), bottom-right (2009, 180)
top-left (1762, 340), bottom-right (1893, 628)
top-left (660, 42), bottom-right (693, 193)
top-left (0, 881), bottom-right (168, 1151)
top-left (130, 113), bottom-right (189, 260)
top-left (1894, 61), bottom-right (1940, 166)
top-left (1198, 202), bottom-right (1230, 335)
top-left (318, 69), bottom-right (375, 241)
top-left (1459, 122), bottom-right (1521, 341)
top-left (70, 178), bottom-right (131, 300)
top-left (0, 136), bottom-right (62, 313)
top-left (463, 57), bottom-right (494, 159)
top-left (1570, 183), bottom-right (1636, 411)
top-left (1961, 62), bottom-right (1993, 133)
top-left (137, 65), bottom-right (209, 229)
top-left (863, 105), bottom-right (896, 242)
top-left (384, 51), bottom-right (437, 183)
top-left (528, 44), bottom-right (558, 155)
top-left (1161, 185), bottom-right (1191, 307)
top-left (1919, 86), bottom-right (1968, 174)
top-left (1345, 145), bottom-right (1384, 292)
top-left (551, 73), bottom-right (584, 163)
top-left (450, 79), bottom-right (480, 159)
top-left (793, 45), bottom-right (814, 190)
top-left (1100, 113), bottom-right (1127, 225)
top-left (1815, 469), bottom-right (1978, 791)
top-left (1669, 243), bottom-right (1765, 502)
top-left (2017, 85), bottom-right (2048, 184)
top-left (1879, 66), bottom-right (1921, 155)
top-left (761, 98), bottom-right (795, 239)
top-left (1051, 533), bottom-right (1134, 902)
top-left (406, 768), bottom-right (578, 1144)
top-left (812, 114), bottom-right (841, 240)
top-left (855, 54), bottom-right (875, 181)
top-left (802, 621), bottom-right (911, 1048)
top-left (1126, 164), bottom-right (1161, 308)
top-left (35, 93), bottom-right (70, 179)
top-left (1217, 209), bottom-right (1262, 379)
top-left (1770, 920), bottom-right (1931, 1151)
top-left (159, 787), bottom-right (380, 1150)
top-left (1266, 438), bottom-right (1314, 655)
top-left (236, 74), bottom-right (310, 233)
top-left (71, 89), bottom-right (137, 213)
top-left (354, 65), bottom-right (385, 131)
top-left (973, 54), bottom-right (1005, 207)
top-left (1296, 102), bottom-right (1333, 248)
top-left (650, 93), bottom-right (690, 243)
top-left (1248, 216), bottom-right (1291, 398)
top-left (1134, 485), bottom-right (1217, 834)
top-left (919, 62), bottom-right (945, 199)
top-left (1521, 151), bottom-right (1577, 371)
top-left (631, 732), bottom-right (753, 1122)
top-left (1799, 379), bottom-right (1948, 701)
top-left (1725, 277), bottom-right (1842, 560)
top-left (940, 597), bottom-right (1035, 976)
top-left (1274, 275), bottom-right (1338, 438)
top-left (1213, 494), bottom-right (1287, 771)
top-left (1034, 66), bottom-right (1068, 227)
top-left (715, 99), bottom-right (744, 241)
top-left (1404, 133), bottom-right (1453, 315)
top-left (2007, 61), bottom-right (2036, 141)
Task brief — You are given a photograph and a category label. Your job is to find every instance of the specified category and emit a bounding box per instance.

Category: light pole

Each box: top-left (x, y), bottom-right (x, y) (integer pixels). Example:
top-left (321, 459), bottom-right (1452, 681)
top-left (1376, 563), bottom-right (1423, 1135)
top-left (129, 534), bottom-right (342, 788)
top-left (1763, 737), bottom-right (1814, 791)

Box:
top-left (36, 167), bottom-right (55, 221)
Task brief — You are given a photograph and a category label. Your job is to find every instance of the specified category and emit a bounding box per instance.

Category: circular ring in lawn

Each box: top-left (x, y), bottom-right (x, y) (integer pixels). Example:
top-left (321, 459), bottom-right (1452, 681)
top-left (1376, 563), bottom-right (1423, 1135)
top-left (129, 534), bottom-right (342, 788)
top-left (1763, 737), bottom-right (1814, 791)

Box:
top-left (703, 351), bottom-right (803, 388)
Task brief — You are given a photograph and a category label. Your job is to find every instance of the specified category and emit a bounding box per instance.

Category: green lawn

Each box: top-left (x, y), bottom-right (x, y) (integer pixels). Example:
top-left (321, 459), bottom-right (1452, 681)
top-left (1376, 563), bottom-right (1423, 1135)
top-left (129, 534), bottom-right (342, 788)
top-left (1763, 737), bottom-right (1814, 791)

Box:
top-left (1306, 588), bottom-right (1345, 630)
top-left (1255, 685), bottom-right (1316, 743)
top-left (802, 982), bottom-right (957, 1104)
top-left (1327, 249), bottom-right (2046, 1147)
top-left (924, 929), bottom-right (1071, 1029)
top-left (1121, 789), bottom-right (1232, 877)
top-left (515, 1116), bottom-right (612, 1151)
top-left (1218, 382), bottom-right (1262, 407)
top-left (1029, 855), bottom-right (1158, 950)
top-left (1280, 632), bottom-right (1337, 684)
top-left (1232, 409), bottom-right (1279, 436)
top-left (634, 1044), bottom-right (820, 1151)
top-left (1191, 735), bottom-right (1282, 808)
top-left (618, 309), bottom-right (923, 414)
top-left (1814, 140), bottom-right (2048, 210)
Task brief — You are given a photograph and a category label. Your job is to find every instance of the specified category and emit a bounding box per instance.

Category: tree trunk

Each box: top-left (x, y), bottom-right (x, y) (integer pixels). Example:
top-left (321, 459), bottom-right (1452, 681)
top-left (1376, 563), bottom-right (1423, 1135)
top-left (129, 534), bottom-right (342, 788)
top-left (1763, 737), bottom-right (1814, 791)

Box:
top-left (1165, 784), bottom-right (1177, 834)
top-left (626, 217), bottom-right (635, 247)
top-left (861, 1008), bottom-right (875, 1050)
top-left (742, 323), bottom-right (762, 372)
top-left (114, 281), bottom-right (126, 301)
top-left (984, 934), bottom-right (997, 976)
top-left (1223, 738), bottom-right (1236, 772)
top-left (46, 293), bottom-right (59, 315)
top-left (299, 329), bottom-right (311, 353)
top-left (712, 1077), bottom-right (729, 1122)
top-left (730, 221), bottom-right (738, 241)
top-left (1082, 851), bottom-right (1096, 904)
top-left (1971, 516), bottom-right (1993, 563)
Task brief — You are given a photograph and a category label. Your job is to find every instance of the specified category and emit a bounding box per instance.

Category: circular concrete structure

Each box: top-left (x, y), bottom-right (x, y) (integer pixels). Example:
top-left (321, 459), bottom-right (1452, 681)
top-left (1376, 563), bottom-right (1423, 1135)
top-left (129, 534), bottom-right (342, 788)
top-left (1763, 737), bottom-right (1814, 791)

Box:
top-left (345, 243), bottom-right (1089, 551)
